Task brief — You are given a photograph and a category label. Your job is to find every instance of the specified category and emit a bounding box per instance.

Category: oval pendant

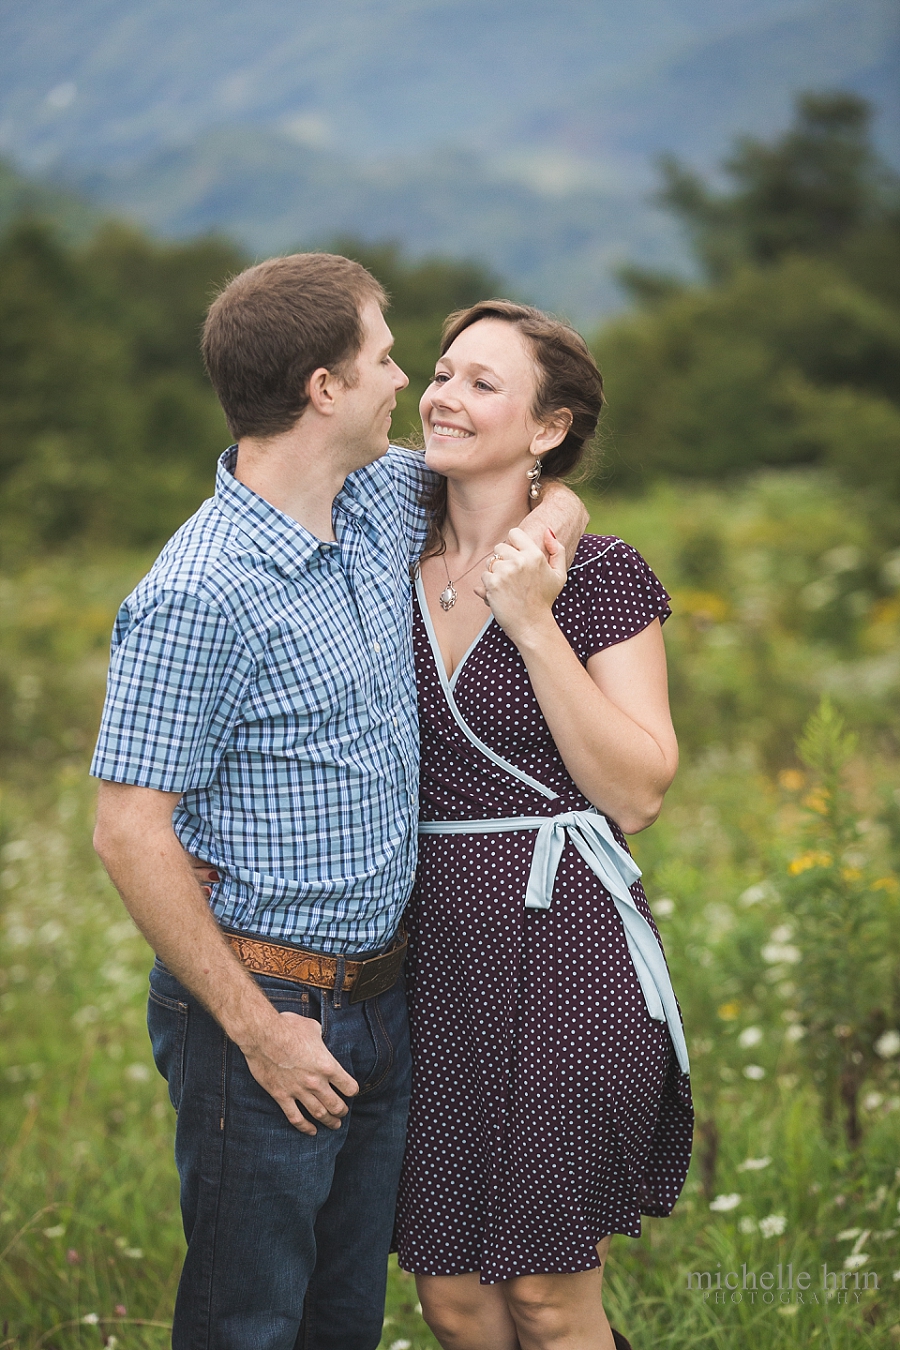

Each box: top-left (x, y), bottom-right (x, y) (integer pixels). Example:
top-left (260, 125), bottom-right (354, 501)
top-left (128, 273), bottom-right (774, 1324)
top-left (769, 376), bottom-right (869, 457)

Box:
top-left (439, 585), bottom-right (457, 611)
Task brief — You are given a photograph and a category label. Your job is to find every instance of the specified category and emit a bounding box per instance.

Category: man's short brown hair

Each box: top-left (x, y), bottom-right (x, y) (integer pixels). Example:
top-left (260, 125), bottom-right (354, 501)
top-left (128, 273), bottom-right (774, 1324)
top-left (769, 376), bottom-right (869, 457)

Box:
top-left (202, 253), bottom-right (387, 440)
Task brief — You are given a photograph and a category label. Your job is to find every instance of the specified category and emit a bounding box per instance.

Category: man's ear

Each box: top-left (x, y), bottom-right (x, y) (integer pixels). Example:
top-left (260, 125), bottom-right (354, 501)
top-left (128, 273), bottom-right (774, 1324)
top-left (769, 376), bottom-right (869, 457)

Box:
top-left (307, 366), bottom-right (339, 417)
top-left (531, 408), bottom-right (573, 457)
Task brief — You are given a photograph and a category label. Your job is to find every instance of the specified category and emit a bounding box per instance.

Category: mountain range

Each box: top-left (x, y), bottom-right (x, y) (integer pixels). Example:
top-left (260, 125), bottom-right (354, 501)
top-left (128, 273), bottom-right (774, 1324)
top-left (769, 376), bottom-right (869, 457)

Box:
top-left (2, 0), bottom-right (897, 319)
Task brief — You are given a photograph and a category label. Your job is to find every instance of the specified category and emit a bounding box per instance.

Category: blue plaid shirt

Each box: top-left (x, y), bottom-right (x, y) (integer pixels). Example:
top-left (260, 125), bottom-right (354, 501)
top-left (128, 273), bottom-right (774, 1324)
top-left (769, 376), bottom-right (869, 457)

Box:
top-left (91, 445), bottom-right (429, 954)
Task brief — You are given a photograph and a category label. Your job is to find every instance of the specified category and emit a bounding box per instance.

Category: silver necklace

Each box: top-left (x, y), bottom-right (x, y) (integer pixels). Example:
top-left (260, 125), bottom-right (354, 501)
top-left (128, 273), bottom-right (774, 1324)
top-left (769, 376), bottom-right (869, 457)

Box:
top-left (439, 551), bottom-right (494, 611)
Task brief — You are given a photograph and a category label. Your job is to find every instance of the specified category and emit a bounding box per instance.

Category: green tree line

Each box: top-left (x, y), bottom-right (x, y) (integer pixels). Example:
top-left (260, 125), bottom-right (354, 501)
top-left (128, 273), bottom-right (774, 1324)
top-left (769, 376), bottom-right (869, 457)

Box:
top-left (596, 93), bottom-right (900, 509)
top-left (0, 91), bottom-right (897, 559)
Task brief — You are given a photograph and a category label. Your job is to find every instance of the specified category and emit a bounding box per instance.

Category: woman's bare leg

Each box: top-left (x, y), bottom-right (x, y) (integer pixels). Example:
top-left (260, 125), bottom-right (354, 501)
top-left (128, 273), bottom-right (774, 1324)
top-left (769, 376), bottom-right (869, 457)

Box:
top-left (416, 1271), bottom-right (521, 1350)
top-left (502, 1238), bottom-right (615, 1350)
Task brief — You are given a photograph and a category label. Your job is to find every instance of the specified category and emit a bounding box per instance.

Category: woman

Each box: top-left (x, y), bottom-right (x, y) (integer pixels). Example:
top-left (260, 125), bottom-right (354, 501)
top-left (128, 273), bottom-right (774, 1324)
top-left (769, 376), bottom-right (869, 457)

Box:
top-left (395, 300), bottom-right (693, 1350)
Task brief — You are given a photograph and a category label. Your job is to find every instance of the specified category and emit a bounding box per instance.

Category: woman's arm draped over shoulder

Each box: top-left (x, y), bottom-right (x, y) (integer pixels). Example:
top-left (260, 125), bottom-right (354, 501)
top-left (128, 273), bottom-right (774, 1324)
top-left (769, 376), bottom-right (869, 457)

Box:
top-left (482, 529), bottom-right (678, 833)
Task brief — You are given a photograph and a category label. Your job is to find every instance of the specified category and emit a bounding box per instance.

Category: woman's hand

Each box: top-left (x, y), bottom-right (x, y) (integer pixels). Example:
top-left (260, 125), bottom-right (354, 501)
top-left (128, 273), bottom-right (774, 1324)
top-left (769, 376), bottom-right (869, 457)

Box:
top-left (481, 526), bottom-right (567, 645)
top-left (184, 850), bottom-right (220, 896)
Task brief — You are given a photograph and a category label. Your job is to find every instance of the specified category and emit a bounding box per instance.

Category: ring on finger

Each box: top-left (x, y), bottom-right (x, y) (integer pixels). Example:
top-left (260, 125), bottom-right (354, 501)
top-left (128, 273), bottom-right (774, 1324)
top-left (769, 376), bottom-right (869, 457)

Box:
top-left (487, 553), bottom-right (499, 573)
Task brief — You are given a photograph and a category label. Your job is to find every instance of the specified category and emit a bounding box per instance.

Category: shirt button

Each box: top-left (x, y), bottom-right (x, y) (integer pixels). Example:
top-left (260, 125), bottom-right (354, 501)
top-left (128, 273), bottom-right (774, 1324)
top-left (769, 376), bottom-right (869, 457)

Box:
top-left (393, 715), bottom-right (398, 727)
top-left (372, 642), bottom-right (381, 653)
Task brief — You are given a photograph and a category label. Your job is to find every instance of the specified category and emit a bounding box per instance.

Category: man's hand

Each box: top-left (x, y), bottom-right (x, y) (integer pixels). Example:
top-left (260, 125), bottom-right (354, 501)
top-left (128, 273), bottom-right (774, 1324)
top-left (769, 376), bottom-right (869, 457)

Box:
top-left (516, 479), bottom-right (587, 566)
top-left (243, 1012), bottom-right (359, 1135)
top-left (94, 780), bottom-right (360, 1133)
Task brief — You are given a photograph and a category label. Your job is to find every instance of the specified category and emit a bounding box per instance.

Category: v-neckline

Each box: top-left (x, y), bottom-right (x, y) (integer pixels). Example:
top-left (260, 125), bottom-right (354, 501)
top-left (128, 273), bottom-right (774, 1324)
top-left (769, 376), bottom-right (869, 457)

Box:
top-left (415, 570), bottom-right (494, 689)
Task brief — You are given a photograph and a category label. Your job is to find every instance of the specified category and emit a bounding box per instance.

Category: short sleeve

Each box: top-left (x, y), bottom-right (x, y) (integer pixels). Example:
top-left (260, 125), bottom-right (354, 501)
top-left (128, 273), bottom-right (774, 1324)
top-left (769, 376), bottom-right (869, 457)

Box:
top-left (90, 592), bottom-right (254, 793)
top-left (384, 444), bottom-right (435, 564)
top-left (562, 536), bottom-right (671, 661)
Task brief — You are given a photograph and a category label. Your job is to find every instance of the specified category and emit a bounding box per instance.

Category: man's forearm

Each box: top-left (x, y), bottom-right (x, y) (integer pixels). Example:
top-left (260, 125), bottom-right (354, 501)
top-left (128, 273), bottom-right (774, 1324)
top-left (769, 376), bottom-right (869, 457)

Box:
top-left (94, 796), bottom-right (277, 1053)
top-left (521, 480), bottom-right (588, 565)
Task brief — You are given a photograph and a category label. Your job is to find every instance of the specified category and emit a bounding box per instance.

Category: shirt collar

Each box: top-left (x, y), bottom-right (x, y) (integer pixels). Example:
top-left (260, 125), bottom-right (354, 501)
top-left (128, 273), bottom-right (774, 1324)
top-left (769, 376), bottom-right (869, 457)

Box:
top-left (213, 446), bottom-right (335, 576)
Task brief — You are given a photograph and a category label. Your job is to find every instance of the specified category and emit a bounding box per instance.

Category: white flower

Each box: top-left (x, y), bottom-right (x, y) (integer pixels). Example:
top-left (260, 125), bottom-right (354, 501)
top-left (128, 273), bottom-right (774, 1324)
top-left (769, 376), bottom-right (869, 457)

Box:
top-left (743, 1064), bottom-right (766, 1080)
top-left (759, 1214), bottom-right (787, 1237)
top-left (738, 1217), bottom-right (758, 1233)
top-left (122, 1246), bottom-right (143, 1259)
top-left (739, 882), bottom-right (775, 907)
top-left (738, 1026), bottom-right (763, 1048)
top-left (710, 1193), bottom-right (742, 1212)
top-left (875, 1030), bottom-right (900, 1059)
top-left (43, 1225), bottom-right (65, 1238)
top-left (654, 898), bottom-right (676, 918)
top-left (893, 1269), bottom-right (900, 1282)
top-left (761, 943), bottom-right (801, 965)
top-left (771, 924), bottom-right (794, 943)
top-left (737, 1156), bottom-right (772, 1171)
top-left (836, 1228), bottom-right (862, 1240)
top-left (389, 1342), bottom-right (412, 1350)
top-left (843, 1253), bottom-right (870, 1270)
top-left (82, 1314), bottom-right (99, 1325)
top-left (863, 1092), bottom-right (884, 1111)
top-left (785, 1024), bottom-right (806, 1042)
top-left (125, 1063), bottom-right (151, 1083)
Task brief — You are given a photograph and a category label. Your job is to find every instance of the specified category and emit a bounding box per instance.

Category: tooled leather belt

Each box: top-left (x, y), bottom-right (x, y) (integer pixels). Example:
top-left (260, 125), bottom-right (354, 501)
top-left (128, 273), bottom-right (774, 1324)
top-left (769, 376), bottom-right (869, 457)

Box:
top-left (224, 928), bottom-right (407, 1004)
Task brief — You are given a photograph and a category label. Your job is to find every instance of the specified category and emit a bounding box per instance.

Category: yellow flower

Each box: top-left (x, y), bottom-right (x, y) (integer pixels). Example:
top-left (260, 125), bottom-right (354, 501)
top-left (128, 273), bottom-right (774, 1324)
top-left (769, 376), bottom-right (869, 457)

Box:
top-left (788, 851), bottom-right (833, 875)
top-left (873, 876), bottom-right (899, 893)
top-left (717, 1001), bottom-right (741, 1020)
top-left (778, 770), bottom-right (805, 792)
top-left (840, 866), bottom-right (862, 882)
top-left (801, 788), bottom-right (830, 814)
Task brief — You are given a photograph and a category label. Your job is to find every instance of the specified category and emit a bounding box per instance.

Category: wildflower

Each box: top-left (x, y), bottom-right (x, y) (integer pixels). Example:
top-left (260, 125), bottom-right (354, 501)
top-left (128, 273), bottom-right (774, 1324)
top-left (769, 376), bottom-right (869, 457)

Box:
top-left (105, 1338), bottom-right (118, 1349)
top-left (863, 1092), bottom-right (884, 1111)
top-left (787, 851), bottom-right (831, 875)
top-left (836, 1228), bottom-right (862, 1240)
top-left (843, 1253), bottom-right (870, 1270)
top-left (65, 1248), bottom-right (80, 1264)
top-left (771, 924), bottom-right (793, 943)
top-left (801, 788), bottom-right (830, 814)
top-left (759, 1214), bottom-right (787, 1237)
top-left (82, 1315), bottom-right (100, 1325)
top-left (743, 1065), bottom-right (766, 1080)
top-left (738, 1217), bottom-right (758, 1233)
top-left (124, 1063), bottom-right (151, 1083)
top-left (778, 770), bottom-right (805, 792)
top-left (738, 1026), bottom-right (763, 1048)
top-left (874, 1030), bottom-right (900, 1059)
top-left (43, 1225), bottom-right (65, 1238)
top-left (717, 1001), bottom-right (741, 1020)
top-left (737, 1156), bottom-right (772, 1171)
top-left (739, 882), bottom-right (775, 906)
top-left (122, 1246), bottom-right (143, 1258)
top-left (389, 1342), bottom-right (412, 1350)
top-left (654, 898), bottom-right (675, 918)
top-left (710, 1193), bottom-right (742, 1212)
top-left (873, 877), bottom-right (899, 893)
top-left (761, 941), bottom-right (801, 964)
top-left (778, 1305), bottom-right (800, 1317)
top-left (893, 1270), bottom-right (900, 1282)
top-left (785, 1024), bottom-right (806, 1042)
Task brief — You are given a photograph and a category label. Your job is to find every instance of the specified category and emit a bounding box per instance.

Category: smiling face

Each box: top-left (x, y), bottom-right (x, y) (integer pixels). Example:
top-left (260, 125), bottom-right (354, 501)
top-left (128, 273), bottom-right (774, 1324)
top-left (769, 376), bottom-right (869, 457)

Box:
top-left (420, 318), bottom-right (562, 486)
top-left (336, 299), bottom-right (409, 467)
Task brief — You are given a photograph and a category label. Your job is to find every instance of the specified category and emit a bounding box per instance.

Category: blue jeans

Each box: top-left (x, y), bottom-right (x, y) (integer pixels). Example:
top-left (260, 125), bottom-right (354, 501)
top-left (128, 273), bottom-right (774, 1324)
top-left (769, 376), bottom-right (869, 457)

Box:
top-left (148, 957), bottom-right (411, 1350)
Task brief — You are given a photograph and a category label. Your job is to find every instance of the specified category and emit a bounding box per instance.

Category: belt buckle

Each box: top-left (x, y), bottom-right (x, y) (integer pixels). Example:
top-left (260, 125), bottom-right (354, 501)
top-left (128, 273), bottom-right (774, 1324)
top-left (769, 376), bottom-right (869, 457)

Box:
top-left (349, 941), bottom-right (406, 1003)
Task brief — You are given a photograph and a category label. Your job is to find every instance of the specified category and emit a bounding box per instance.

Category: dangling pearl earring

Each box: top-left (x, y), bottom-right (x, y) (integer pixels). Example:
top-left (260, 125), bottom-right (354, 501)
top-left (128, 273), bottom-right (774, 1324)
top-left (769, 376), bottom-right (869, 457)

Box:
top-left (526, 458), bottom-right (542, 499)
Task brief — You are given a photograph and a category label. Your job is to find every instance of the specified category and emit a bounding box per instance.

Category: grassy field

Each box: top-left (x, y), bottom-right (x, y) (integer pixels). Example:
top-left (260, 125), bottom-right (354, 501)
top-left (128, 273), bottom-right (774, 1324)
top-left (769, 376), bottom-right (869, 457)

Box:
top-left (2, 474), bottom-right (899, 1346)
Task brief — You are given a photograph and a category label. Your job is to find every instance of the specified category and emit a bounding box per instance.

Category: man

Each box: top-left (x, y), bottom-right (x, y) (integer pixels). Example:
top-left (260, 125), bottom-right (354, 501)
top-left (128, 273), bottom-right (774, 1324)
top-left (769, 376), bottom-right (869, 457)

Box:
top-left (92, 252), bottom-right (586, 1349)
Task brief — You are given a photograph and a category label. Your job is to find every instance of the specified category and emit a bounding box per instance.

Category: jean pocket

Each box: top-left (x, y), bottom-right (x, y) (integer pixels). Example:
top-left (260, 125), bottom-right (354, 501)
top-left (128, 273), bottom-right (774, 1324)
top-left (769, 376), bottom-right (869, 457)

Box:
top-left (147, 984), bottom-right (189, 1112)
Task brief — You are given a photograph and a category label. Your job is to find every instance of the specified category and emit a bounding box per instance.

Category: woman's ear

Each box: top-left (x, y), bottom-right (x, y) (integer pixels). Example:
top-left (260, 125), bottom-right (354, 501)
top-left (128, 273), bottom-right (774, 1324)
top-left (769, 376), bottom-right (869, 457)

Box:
top-left (531, 408), bottom-right (573, 457)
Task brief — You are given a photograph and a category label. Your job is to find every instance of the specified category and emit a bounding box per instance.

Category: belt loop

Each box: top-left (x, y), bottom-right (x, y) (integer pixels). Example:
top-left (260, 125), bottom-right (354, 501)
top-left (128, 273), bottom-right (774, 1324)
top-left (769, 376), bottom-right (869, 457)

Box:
top-left (333, 956), bottom-right (346, 1009)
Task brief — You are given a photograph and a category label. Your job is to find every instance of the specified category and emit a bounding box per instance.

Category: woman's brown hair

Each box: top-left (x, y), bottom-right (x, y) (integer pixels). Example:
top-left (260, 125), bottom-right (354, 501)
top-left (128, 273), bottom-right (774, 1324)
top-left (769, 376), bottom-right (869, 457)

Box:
top-left (421, 299), bottom-right (604, 559)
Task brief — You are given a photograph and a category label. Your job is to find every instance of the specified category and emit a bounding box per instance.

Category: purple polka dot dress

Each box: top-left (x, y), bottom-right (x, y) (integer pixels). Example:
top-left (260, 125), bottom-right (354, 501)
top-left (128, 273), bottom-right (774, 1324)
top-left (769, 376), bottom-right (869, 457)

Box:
top-left (394, 535), bottom-right (694, 1284)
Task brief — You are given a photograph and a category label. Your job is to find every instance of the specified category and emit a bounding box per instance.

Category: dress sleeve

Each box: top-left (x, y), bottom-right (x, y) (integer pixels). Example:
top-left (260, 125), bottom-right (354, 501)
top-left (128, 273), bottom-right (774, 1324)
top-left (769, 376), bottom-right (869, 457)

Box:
top-left (90, 591), bottom-right (254, 793)
top-left (569, 537), bottom-right (671, 661)
top-left (383, 444), bottom-right (436, 564)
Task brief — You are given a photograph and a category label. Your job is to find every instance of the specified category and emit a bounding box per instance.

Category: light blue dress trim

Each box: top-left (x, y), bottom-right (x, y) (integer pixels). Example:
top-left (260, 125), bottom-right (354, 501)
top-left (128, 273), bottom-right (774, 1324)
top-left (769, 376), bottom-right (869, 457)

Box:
top-left (414, 570), bottom-right (559, 801)
top-left (420, 810), bottom-right (689, 1075)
